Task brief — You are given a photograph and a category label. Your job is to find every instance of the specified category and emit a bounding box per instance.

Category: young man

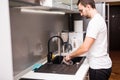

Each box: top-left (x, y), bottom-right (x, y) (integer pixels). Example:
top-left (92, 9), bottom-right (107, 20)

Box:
top-left (64, 0), bottom-right (112, 80)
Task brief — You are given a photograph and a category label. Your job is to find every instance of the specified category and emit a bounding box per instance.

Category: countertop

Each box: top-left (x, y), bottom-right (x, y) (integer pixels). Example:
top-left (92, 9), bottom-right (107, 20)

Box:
top-left (20, 57), bottom-right (89, 80)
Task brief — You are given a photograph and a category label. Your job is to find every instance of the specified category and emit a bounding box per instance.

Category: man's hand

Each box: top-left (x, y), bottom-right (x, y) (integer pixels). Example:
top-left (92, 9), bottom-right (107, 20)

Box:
top-left (64, 54), bottom-right (71, 61)
top-left (62, 55), bottom-right (73, 65)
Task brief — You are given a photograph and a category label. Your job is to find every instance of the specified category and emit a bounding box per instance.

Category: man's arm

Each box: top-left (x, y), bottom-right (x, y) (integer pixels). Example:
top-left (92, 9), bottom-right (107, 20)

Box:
top-left (65, 37), bottom-right (95, 61)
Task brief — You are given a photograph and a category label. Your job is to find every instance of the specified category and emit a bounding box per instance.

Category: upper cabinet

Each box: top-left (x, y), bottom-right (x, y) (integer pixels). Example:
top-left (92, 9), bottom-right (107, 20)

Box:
top-left (39, 0), bottom-right (79, 13)
top-left (10, 0), bottom-right (120, 14)
top-left (9, 0), bottom-right (79, 13)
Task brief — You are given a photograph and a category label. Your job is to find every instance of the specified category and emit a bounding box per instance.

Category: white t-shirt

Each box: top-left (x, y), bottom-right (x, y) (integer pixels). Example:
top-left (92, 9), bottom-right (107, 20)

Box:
top-left (86, 13), bottom-right (112, 69)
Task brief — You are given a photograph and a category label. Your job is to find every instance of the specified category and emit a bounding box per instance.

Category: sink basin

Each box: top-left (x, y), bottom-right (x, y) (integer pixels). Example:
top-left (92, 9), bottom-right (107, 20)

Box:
top-left (34, 56), bottom-right (86, 75)
top-left (19, 78), bottom-right (44, 80)
top-left (52, 56), bottom-right (85, 65)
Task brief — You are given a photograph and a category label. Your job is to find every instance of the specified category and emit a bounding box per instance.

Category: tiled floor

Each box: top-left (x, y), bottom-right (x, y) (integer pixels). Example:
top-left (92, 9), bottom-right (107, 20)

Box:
top-left (109, 51), bottom-right (120, 80)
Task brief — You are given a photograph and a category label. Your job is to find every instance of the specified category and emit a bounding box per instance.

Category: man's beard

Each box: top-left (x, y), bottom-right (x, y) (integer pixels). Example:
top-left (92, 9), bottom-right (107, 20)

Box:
top-left (85, 15), bottom-right (90, 19)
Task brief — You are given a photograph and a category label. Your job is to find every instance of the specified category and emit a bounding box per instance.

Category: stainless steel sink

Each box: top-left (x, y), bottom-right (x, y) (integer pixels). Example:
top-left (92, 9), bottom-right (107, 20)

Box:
top-left (34, 56), bottom-right (86, 75)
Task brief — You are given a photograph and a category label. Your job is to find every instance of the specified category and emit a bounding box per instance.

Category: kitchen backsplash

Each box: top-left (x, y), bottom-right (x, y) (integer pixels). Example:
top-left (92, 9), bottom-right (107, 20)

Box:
top-left (10, 8), bottom-right (68, 76)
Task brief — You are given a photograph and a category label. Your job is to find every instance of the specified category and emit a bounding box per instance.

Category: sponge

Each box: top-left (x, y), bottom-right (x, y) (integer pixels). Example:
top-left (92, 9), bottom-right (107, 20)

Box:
top-left (32, 63), bottom-right (42, 71)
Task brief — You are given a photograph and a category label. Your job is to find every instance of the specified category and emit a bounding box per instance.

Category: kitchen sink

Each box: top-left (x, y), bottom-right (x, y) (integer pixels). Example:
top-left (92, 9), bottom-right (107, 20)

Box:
top-left (19, 78), bottom-right (44, 80)
top-left (34, 56), bottom-right (86, 75)
top-left (52, 56), bottom-right (85, 64)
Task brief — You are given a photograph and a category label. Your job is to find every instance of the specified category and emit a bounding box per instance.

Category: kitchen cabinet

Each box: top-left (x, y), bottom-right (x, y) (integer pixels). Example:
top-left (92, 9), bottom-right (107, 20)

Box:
top-left (40, 0), bottom-right (79, 12)
top-left (9, 0), bottom-right (79, 13)
top-left (60, 0), bottom-right (79, 13)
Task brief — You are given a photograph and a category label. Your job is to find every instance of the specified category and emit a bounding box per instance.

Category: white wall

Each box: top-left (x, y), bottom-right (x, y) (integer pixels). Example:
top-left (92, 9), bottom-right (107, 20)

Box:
top-left (0, 0), bottom-right (13, 80)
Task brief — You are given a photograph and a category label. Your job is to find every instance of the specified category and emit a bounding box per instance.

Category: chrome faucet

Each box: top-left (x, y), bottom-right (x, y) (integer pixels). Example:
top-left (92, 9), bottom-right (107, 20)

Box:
top-left (62, 42), bottom-right (72, 53)
top-left (47, 36), bottom-right (64, 63)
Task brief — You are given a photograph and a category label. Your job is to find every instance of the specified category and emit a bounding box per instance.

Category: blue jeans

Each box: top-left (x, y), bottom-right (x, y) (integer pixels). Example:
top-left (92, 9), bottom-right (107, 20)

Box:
top-left (89, 67), bottom-right (112, 80)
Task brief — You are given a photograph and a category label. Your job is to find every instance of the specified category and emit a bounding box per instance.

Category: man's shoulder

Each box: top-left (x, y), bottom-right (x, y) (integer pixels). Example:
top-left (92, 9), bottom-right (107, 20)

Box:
top-left (91, 13), bottom-right (104, 23)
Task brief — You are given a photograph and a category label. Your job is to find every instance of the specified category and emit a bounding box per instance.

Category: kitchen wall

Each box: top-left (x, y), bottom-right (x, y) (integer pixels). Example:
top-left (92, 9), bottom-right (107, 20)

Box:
top-left (10, 8), bottom-right (68, 76)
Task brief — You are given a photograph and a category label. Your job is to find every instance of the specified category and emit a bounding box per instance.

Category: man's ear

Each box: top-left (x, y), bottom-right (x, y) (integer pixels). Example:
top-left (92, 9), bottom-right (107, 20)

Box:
top-left (86, 4), bottom-right (91, 9)
top-left (86, 4), bottom-right (91, 11)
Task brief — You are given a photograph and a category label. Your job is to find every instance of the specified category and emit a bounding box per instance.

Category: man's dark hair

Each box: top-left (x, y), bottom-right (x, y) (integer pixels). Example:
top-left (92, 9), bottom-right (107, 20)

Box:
top-left (77, 0), bottom-right (96, 8)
